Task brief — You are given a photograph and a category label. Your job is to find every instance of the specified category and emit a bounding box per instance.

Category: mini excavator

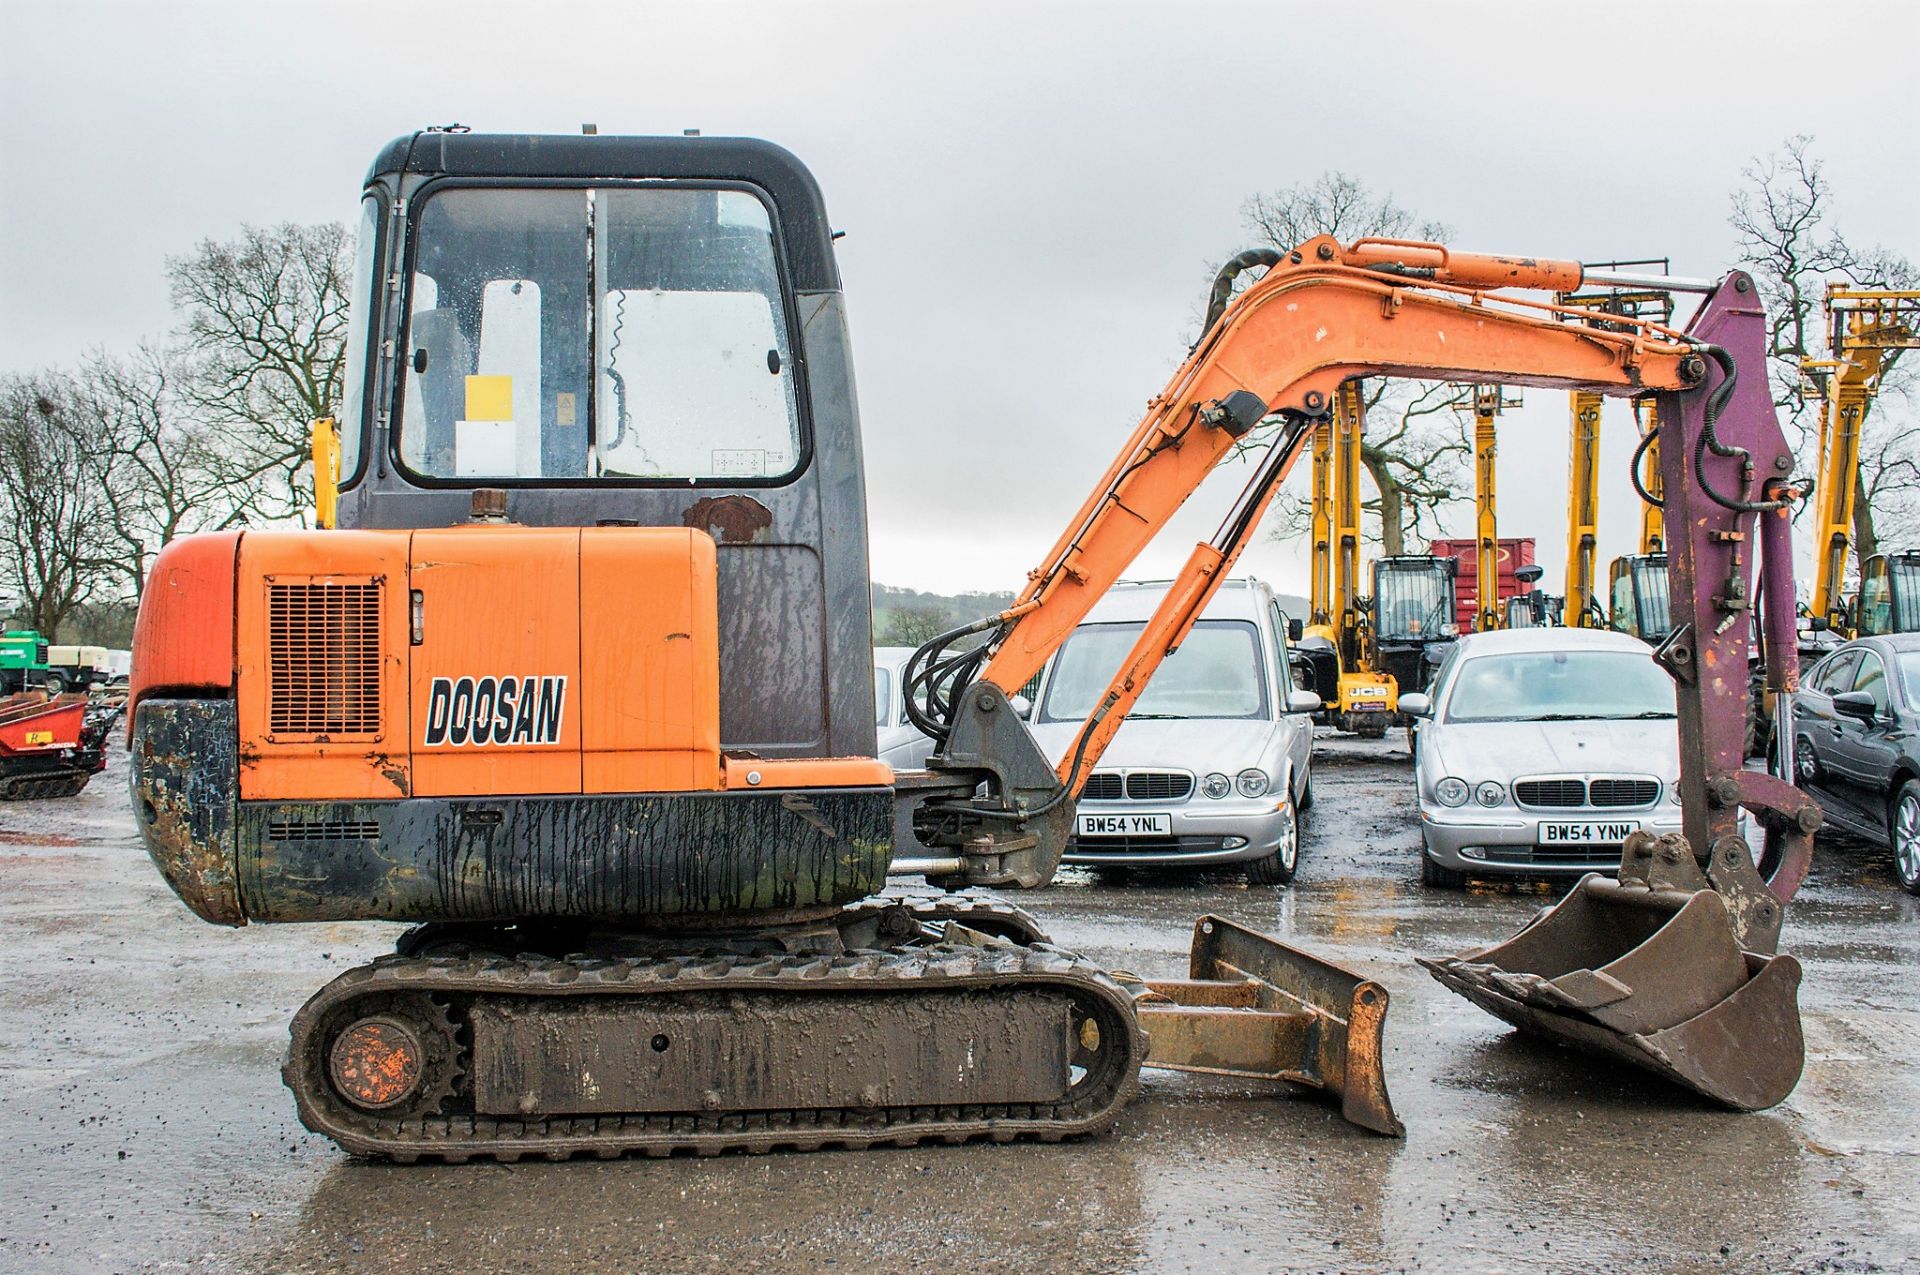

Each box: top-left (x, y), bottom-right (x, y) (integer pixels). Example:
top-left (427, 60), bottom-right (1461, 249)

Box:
top-left (130, 134), bottom-right (1820, 1159)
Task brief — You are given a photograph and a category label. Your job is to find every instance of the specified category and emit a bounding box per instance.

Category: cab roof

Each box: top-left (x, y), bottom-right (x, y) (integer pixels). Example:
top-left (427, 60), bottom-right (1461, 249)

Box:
top-left (365, 131), bottom-right (840, 292)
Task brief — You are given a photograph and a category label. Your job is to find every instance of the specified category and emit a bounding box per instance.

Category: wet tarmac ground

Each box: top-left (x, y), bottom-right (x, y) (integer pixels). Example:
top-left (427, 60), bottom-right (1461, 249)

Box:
top-left (2, 736), bottom-right (1916, 1274)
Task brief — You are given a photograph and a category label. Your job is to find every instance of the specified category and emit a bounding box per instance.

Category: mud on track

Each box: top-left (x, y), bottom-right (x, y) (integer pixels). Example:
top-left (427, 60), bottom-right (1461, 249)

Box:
top-left (1, 735), bottom-right (1915, 1273)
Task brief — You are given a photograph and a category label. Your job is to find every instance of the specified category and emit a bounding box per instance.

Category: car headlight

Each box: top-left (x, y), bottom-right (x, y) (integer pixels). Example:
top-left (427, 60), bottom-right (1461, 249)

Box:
top-left (1474, 780), bottom-right (1506, 807)
top-left (1202, 772), bottom-right (1231, 800)
top-left (1235, 769), bottom-right (1269, 798)
top-left (1435, 776), bottom-right (1470, 807)
top-left (1667, 781), bottom-right (1681, 805)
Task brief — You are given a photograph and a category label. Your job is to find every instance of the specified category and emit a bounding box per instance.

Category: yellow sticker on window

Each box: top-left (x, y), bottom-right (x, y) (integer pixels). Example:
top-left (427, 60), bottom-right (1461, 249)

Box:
top-left (555, 392), bottom-right (577, 427)
top-left (464, 375), bottom-right (514, 422)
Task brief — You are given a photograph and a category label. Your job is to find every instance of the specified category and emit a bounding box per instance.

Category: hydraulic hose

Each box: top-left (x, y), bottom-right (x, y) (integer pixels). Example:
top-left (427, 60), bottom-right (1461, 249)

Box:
top-left (1203, 249), bottom-right (1284, 336)
top-left (1690, 343), bottom-right (1792, 514)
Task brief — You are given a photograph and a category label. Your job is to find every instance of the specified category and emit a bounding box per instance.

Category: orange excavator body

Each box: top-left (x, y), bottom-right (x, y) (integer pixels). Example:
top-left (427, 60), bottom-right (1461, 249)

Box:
top-left (126, 133), bottom-right (1816, 1161)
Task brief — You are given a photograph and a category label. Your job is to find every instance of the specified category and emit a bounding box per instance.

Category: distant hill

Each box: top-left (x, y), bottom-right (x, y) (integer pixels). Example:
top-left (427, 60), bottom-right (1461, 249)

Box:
top-left (872, 584), bottom-right (1016, 647)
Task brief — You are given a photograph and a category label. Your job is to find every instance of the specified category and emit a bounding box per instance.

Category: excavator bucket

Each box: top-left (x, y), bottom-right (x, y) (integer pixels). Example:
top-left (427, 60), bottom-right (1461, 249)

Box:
top-left (1422, 272), bottom-right (1823, 1113)
top-left (1419, 874), bottom-right (1804, 1110)
top-left (1132, 916), bottom-right (1403, 1136)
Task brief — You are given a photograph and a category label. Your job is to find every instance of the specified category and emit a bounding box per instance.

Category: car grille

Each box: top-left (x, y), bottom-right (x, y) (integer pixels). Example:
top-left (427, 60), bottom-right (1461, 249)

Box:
top-left (1514, 779), bottom-right (1585, 807)
top-left (1484, 845), bottom-right (1622, 866)
top-left (1513, 776), bottom-right (1659, 809)
top-left (1589, 778), bottom-right (1659, 807)
top-left (1081, 771), bottom-right (1193, 802)
top-left (1127, 771), bottom-right (1193, 800)
top-left (1068, 835), bottom-right (1225, 856)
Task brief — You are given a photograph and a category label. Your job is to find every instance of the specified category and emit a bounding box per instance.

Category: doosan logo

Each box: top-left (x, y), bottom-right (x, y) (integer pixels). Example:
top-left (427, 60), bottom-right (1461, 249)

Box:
top-left (424, 676), bottom-right (567, 747)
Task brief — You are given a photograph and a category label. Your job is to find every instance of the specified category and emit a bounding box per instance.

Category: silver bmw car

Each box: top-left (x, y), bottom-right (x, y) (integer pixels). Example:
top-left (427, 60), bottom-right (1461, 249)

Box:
top-left (1401, 626), bottom-right (1685, 887)
top-left (1025, 578), bottom-right (1320, 884)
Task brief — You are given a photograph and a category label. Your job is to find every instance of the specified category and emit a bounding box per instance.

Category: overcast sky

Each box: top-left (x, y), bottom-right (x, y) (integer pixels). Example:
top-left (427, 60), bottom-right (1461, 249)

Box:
top-left (4, 0), bottom-right (1916, 601)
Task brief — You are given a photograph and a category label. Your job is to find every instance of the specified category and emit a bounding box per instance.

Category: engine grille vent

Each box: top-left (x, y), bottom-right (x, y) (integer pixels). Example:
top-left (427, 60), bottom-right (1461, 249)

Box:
top-left (1083, 773), bottom-right (1123, 801)
top-left (267, 581), bottom-right (382, 737)
top-left (266, 818), bottom-right (380, 842)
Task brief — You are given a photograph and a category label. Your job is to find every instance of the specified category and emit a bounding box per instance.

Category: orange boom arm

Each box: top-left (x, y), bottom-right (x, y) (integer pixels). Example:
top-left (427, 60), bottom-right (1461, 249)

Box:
top-left (974, 236), bottom-right (1704, 790)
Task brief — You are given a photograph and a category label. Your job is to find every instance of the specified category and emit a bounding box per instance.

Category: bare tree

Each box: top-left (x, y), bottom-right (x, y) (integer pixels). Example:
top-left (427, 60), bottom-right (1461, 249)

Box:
top-left (0, 373), bottom-right (118, 637)
top-left (1232, 172), bottom-right (1471, 554)
top-left (1241, 170), bottom-right (1449, 251)
top-left (1730, 136), bottom-right (1920, 564)
top-left (168, 221), bottom-right (351, 523)
top-left (78, 344), bottom-right (250, 596)
top-left (878, 605), bottom-right (955, 648)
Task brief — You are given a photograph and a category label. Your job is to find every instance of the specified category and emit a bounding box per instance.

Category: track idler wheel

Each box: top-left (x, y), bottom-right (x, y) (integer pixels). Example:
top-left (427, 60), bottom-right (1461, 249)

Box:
top-left (294, 992), bottom-right (465, 1123)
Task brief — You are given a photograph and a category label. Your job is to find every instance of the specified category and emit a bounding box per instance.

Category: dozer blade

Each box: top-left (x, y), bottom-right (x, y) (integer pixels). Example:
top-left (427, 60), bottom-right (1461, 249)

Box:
top-left (1419, 874), bottom-right (1804, 1111)
top-left (1132, 915), bottom-right (1403, 1136)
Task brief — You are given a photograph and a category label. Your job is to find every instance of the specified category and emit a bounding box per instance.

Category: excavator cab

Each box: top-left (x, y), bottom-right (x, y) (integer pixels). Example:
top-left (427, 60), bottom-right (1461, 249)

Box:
top-left (1608, 552), bottom-right (1671, 641)
top-left (1853, 551), bottom-right (1920, 636)
top-left (1370, 555), bottom-right (1457, 698)
top-left (1503, 562), bottom-right (1560, 629)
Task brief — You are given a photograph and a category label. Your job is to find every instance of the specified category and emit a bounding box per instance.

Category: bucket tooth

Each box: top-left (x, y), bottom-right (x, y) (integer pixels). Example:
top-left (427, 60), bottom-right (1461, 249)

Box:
top-left (1133, 915), bottom-right (1404, 1136)
top-left (1421, 875), bottom-right (1804, 1110)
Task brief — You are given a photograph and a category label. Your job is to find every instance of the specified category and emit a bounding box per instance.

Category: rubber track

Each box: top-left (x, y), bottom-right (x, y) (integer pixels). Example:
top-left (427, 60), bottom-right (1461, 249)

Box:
top-left (0, 770), bottom-right (92, 801)
top-left (867, 889), bottom-right (1052, 945)
top-left (285, 941), bottom-right (1144, 1163)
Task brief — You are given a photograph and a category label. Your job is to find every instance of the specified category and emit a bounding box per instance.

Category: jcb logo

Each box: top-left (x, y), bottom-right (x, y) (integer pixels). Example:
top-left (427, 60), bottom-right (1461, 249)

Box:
top-left (423, 676), bottom-right (567, 747)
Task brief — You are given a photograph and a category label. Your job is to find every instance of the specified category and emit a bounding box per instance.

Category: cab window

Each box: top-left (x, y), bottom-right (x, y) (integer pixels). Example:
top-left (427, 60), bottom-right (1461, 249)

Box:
top-left (337, 194), bottom-right (380, 482)
top-left (1610, 566), bottom-right (1637, 636)
top-left (397, 185), bottom-right (801, 482)
top-left (1859, 563), bottom-right (1893, 636)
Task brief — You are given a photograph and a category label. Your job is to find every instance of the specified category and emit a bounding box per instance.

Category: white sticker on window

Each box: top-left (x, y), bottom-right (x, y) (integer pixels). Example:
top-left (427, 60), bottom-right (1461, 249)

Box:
top-left (711, 449), bottom-right (769, 477)
top-left (456, 420), bottom-right (520, 477)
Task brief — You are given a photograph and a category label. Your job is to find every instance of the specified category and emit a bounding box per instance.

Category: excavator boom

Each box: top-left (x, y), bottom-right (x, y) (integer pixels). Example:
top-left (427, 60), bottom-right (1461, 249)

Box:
top-left (909, 242), bottom-right (1816, 1112)
top-left (906, 235), bottom-right (1718, 893)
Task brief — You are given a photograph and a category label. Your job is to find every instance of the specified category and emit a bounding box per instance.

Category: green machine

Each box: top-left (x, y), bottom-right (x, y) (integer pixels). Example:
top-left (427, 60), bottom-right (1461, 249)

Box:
top-left (1, 630), bottom-right (51, 695)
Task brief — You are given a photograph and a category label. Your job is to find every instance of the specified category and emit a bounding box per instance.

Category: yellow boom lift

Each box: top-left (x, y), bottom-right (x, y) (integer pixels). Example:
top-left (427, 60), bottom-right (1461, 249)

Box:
top-left (1805, 288), bottom-right (1920, 636)
top-left (1554, 266), bottom-right (1678, 638)
top-left (1452, 384), bottom-right (1519, 630)
top-left (1301, 382), bottom-right (1399, 735)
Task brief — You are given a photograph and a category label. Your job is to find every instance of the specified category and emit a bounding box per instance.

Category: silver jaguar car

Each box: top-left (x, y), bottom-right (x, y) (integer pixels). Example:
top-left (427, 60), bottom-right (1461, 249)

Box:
top-left (1400, 626), bottom-right (1685, 887)
top-left (1025, 578), bottom-right (1320, 884)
